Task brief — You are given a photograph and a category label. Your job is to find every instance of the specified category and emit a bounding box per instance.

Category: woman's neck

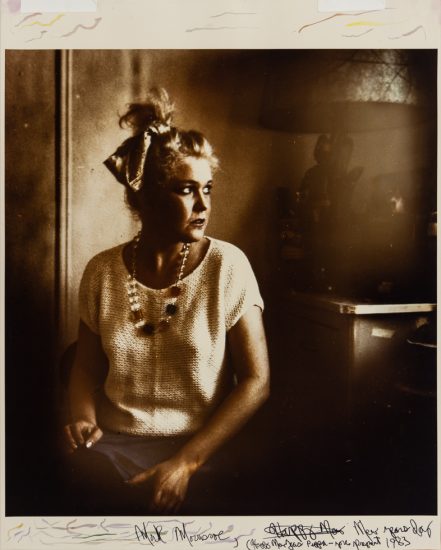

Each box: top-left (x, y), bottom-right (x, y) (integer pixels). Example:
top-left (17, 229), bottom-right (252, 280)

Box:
top-left (123, 228), bottom-right (210, 289)
top-left (136, 233), bottom-right (185, 274)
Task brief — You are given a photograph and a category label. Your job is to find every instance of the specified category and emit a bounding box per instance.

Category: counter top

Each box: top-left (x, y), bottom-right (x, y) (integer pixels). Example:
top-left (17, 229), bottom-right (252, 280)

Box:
top-left (288, 290), bottom-right (437, 315)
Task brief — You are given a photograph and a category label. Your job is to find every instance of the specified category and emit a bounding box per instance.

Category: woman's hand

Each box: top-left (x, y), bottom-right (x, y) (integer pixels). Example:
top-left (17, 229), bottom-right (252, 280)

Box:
top-left (126, 457), bottom-right (196, 513)
top-left (64, 420), bottom-right (103, 453)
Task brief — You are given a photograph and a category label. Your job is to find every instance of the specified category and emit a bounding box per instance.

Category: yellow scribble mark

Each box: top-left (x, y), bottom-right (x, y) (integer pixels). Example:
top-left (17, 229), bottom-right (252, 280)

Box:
top-left (8, 523), bottom-right (24, 538)
top-left (346, 20), bottom-right (385, 27)
top-left (24, 13), bottom-right (65, 27)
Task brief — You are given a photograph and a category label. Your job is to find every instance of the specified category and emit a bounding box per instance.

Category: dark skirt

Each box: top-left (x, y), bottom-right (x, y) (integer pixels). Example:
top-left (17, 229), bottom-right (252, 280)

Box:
top-left (60, 431), bottom-right (230, 515)
top-left (85, 431), bottom-right (193, 481)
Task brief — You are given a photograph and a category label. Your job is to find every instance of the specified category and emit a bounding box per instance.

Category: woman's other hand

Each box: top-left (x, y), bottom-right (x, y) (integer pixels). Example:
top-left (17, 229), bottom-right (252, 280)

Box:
top-left (66, 321), bottom-right (108, 453)
top-left (64, 421), bottom-right (103, 453)
top-left (126, 457), bottom-right (196, 513)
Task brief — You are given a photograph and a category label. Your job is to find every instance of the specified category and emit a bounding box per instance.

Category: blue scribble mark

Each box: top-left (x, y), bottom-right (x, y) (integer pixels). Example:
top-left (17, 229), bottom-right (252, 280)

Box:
top-left (389, 25), bottom-right (426, 39)
top-left (342, 27), bottom-right (374, 37)
top-left (17, 527), bottom-right (31, 543)
top-left (25, 30), bottom-right (48, 42)
top-left (210, 12), bottom-right (257, 18)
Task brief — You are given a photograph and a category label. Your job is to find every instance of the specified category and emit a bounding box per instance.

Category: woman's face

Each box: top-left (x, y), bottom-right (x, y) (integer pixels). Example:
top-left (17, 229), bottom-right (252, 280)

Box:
top-left (142, 156), bottom-right (214, 243)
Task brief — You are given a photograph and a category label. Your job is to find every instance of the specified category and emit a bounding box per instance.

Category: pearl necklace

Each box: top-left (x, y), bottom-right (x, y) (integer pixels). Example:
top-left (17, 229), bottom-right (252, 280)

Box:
top-left (126, 232), bottom-right (191, 335)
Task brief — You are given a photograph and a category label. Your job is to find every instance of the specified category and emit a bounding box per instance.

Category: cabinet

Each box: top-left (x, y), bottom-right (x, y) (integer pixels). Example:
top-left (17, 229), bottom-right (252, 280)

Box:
top-left (279, 292), bottom-right (436, 430)
top-left (268, 292), bottom-right (437, 513)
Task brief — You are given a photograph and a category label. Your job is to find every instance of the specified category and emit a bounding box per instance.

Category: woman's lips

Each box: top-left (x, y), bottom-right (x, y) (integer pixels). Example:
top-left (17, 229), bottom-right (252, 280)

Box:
top-left (190, 218), bottom-right (206, 227)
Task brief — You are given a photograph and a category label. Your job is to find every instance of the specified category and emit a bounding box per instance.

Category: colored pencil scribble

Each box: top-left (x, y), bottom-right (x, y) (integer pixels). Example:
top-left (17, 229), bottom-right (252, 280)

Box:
top-left (60, 16), bottom-right (102, 37)
top-left (210, 12), bottom-right (257, 18)
top-left (15, 12), bottom-right (42, 26)
top-left (297, 9), bottom-right (388, 33)
top-left (186, 25), bottom-right (258, 32)
top-left (297, 5), bottom-right (426, 42)
top-left (342, 28), bottom-right (374, 37)
top-left (3, 518), bottom-right (251, 546)
top-left (23, 13), bottom-right (65, 27)
top-left (345, 20), bottom-right (385, 26)
top-left (9, 519), bottom-right (129, 545)
top-left (17, 527), bottom-right (31, 543)
top-left (389, 25), bottom-right (426, 39)
top-left (7, 523), bottom-right (24, 540)
top-left (25, 29), bottom-right (47, 41)
top-left (186, 11), bottom-right (259, 33)
top-left (5, 0), bottom-right (20, 13)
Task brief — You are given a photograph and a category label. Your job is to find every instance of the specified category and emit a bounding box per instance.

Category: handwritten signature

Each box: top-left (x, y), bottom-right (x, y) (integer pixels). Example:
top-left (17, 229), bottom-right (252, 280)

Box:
top-left (264, 521), bottom-right (345, 542)
top-left (131, 518), bottom-right (434, 548)
top-left (134, 520), bottom-right (239, 547)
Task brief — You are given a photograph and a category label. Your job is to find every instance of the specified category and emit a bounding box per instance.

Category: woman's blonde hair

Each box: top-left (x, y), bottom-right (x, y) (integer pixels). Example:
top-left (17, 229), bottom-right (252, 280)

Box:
top-left (118, 88), bottom-right (218, 213)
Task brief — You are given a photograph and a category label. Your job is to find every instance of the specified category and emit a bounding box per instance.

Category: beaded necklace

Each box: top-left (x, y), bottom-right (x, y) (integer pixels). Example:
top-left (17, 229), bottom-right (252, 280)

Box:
top-left (126, 232), bottom-right (191, 335)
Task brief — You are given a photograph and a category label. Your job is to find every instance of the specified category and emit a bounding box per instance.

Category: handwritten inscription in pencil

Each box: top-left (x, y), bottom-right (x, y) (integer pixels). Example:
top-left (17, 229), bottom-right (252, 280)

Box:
top-left (5, 516), bottom-right (435, 548)
top-left (130, 518), bottom-right (434, 549)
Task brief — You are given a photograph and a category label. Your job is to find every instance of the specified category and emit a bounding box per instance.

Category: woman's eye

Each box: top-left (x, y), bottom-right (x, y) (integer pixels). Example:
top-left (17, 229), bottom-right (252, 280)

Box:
top-left (175, 184), bottom-right (213, 196)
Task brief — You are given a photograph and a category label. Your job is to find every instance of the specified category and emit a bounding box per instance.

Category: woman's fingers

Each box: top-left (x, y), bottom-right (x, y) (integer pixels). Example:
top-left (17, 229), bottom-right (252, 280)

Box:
top-left (84, 425), bottom-right (103, 448)
top-left (152, 490), bottom-right (170, 513)
top-left (151, 478), bottom-right (184, 513)
top-left (63, 421), bottom-right (101, 451)
top-left (152, 489), bottom-right (182, 514)
top-left (127, 460), bottom-right (190, 512)
top-left (126, 467), bottom-right (156, 486)
top-left (63, 425), bottom-right (78, 452)
top-left (152, 488), bottom-right (163, 509)
top-left (169, 499), bottom-right (182, 515)
top-left (70, 422), bottom-right (86, 446)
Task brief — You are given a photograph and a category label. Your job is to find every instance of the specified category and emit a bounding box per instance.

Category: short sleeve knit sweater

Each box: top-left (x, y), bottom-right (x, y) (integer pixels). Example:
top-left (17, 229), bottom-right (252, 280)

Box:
top-left (79, 237), bottom-right (263, 437)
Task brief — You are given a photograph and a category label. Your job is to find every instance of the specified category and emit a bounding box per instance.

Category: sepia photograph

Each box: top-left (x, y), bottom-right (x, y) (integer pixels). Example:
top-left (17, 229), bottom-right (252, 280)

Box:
top-left (5, 48), bottom-right (437, 518)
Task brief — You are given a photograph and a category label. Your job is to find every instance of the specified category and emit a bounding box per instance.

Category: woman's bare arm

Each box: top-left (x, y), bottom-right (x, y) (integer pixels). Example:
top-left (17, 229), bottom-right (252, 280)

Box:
top-left (64, 320), bottom-right (108, 451)
top-left (175, 304), bottom-right (270, 467)
top-left (127, 305), bottom-right (270, 511)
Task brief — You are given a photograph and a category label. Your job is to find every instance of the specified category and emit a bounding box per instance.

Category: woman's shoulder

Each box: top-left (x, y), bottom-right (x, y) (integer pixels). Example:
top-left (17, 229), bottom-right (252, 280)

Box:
top-left (207, 237), bottom-right (252, 269)
top-left (209, 237), bottom-right (244, 257)
top-left (82, 242), bottom-right (126, 275)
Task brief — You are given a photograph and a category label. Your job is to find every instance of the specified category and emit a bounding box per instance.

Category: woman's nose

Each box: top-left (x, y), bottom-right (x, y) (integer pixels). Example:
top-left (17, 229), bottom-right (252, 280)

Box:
top-left (194, 191), bottom-right (209, 212)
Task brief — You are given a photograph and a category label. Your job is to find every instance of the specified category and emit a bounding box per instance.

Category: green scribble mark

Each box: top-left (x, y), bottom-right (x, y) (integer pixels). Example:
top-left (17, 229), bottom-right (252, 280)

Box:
top-left (78, 533), bottom-right (118, 539)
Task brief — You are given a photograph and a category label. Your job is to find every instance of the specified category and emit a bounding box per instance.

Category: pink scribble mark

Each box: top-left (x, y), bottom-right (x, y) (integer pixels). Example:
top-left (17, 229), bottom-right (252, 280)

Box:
top-left (60, 17), bottom-right (101, 37)
top-left (15, 12), bottom-right (41, 26)
top-left (7, 0), bottom-right (21, 13)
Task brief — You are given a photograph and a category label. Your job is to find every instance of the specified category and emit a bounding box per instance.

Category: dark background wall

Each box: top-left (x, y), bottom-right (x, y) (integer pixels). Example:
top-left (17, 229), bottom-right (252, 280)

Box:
top-left (5, 50), bottom-right (58, 513)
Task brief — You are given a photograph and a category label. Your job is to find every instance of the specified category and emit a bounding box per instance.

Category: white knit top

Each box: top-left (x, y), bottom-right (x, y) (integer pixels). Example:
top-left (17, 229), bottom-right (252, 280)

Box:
top-left (79, 237), bottom-right (263, 437)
